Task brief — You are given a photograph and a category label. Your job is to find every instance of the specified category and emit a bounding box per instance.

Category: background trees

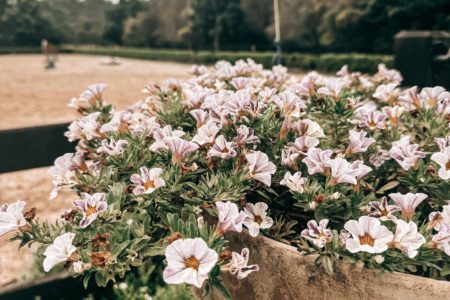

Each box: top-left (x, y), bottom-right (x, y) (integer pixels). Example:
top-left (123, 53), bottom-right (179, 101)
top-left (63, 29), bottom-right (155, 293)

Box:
top-left (0, 0), bottom-right (449, 53)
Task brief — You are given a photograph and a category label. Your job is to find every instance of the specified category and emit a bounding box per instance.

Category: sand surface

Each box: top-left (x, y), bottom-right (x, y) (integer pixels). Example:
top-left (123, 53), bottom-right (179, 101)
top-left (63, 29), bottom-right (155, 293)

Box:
top-left (0, 54), bottom-right (191, 130)
top-left (0, 54), bottom-right (192, 287)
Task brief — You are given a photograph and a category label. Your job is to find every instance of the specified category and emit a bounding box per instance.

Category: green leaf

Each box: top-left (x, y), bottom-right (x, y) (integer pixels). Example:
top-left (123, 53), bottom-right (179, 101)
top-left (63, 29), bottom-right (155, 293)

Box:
top-left (112, 240), bottom-right (131, 259)
top-left (95, 271), bottom-right (108, 287)
top-left (375, 181), bottom-right (400, 194)
top-left (213, 280), bottom-right (232, 300)
top-left (83, 273), bottom-right (91, 289)
top-left (142, 246), bottom-right (165, 257)
top-left (440, 263), bottom-right (450, 276)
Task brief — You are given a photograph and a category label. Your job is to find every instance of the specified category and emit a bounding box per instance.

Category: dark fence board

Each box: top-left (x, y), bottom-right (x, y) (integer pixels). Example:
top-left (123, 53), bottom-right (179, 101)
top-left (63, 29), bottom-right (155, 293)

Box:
top-left (0, 272), bottom-right (112, 300)
top-left (0, 123), bottom-right (76, 173)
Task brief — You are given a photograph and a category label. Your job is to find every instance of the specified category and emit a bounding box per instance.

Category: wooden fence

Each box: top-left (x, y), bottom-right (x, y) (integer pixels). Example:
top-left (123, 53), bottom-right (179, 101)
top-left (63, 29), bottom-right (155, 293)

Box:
top-left (0, 122), bottom-right (113, 299)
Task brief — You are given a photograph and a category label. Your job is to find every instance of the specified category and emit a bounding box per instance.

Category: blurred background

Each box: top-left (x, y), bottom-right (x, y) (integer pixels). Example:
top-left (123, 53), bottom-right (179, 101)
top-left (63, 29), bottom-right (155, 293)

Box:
top-left (0, 0), bottom-right (449, 298)
top-left (1, 0), bottom-right (449, 53)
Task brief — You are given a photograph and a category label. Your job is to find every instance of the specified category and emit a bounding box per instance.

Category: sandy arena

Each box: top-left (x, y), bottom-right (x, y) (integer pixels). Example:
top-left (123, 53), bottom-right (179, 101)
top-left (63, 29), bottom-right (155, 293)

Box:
top-left (0, 54), bottom-right (192, 287)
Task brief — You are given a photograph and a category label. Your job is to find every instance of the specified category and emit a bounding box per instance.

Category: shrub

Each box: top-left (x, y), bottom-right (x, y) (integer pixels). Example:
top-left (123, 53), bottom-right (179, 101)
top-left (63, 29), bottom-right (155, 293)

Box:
top-left (3, 59), bottom-right (449, 299)
top-left (65, 46), bottom-right (393, 73)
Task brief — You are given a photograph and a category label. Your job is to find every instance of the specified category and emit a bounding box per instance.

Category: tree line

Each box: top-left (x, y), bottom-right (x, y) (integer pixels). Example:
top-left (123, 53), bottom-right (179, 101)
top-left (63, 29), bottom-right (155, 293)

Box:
top-left (0, 0), bottom-right (449, 54)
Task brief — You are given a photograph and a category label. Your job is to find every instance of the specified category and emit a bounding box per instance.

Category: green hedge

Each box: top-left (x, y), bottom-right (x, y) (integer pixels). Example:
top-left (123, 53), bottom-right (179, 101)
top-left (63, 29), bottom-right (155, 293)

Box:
top-left (0, 46), bottom-right (393, 73)
top-left (0, 47), bottom-right (74, 55)
top-left (0, 47), bottom-right (42, 54)
top-left (67, 46), bottom-right (393, 73)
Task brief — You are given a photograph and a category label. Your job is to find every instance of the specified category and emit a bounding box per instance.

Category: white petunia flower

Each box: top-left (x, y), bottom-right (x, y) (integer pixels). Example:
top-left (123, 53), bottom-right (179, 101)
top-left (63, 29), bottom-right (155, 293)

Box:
top-left (273, 91), bottom-right (305, 118)
top-left (292, 119), bottom-right (325, 138)
top-left (243, 202), bottom-right (274, 237)
top-left (373, 83), bottom-right (399, 104)
top-left (357, 110), bottom-right (387, 130)
top-left (428, 203), bottom-right (450, 231)
top-left (48, 153), bottom-right (86, 200)
top-left (192, 122), bottom-right (221, 146)
top-left (430, 223), bottom-right (450, 256)
top-left (190, 109), bottom-right (210, 128)
top-left (300, 219), bottom-right (333, 248)
top-left (215, 201), bottom-right (247, 234)
top-left (97, 137), bottom-right (128, 156)
top-left (344, 216), bottom-right (393, 254)
top-left (346, 129), bottom-right (375, 155)
top-left (149, 125), bottom-right (185, 152)
top-left (245, 151), bottom-right (276, 186)
top-left (73, 193), bottom-right (107, 228)
top-left (389, 192), bottom-right (428, 221)
top-left (0, 201), bottom-right (27, 236)
top-left (69, 83), bottom-right (106, 110)
top-left (391, 219), bottom-right (425, 258)
top-left (325, 157), bottom-right (360, 185)
top-left (43, 233), bottom-right (78, 272)
top-left (435, 136), bottom-right (450, 152)
top-left (419, 86), bottom-right (449, 109)
top-left (369, 148), bottom-right (390, 168)
top-left (100, 111), bottom-right (130, 133)
top-left (389, 136), bottom-right (425, 171)
top-left (207, 135), bottom-right (237, 159)
top-left (382, 105), bottom-right (404, 126)
top-left (225, 248), bottom-right (259, 279)
top-left (280, 171), bottom-right (307, 193)
top-left (234, 125), bottom-right (260, 146)
top-left (317, 78), bottom-right (346, 100)
top-left (164, 137), bottom-right (199, 165)
top-left (290, 136), bottom-right (320, 155)
top-left (302, 147), bottom-right (333, 175)
top-left (368, 197), bottom-right (400, 221)
top-left (130, 167), bottom-right (165, 195)
top-left (163, 238), bottom-right (218, 288)
top-left (431, 146), bottom-right (450, 180)
top-left (65, 112), bottom-right (102, 142)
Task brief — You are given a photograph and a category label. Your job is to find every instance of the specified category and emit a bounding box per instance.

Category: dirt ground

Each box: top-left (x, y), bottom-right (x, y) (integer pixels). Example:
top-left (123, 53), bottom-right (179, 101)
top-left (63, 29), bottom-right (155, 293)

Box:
top-left (0, 54), bottom-right (192, 130)
top-left (0, 54), bottom-right (192, 287)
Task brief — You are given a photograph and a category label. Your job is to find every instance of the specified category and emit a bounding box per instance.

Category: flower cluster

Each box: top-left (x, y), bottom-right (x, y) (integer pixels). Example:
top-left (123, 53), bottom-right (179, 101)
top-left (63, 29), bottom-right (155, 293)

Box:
top-left (4, 60), bottom-right (450, 298)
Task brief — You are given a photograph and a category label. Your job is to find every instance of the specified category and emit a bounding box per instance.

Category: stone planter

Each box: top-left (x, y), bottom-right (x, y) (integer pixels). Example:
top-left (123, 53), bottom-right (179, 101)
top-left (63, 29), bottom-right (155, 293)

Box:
top-left (194, 233), bottom-right (450, 300)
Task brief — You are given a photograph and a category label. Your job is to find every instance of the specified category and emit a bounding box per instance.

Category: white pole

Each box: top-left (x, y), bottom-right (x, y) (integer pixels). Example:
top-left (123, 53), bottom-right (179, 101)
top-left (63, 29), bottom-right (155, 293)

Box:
top-left (273, 0), bottom-right (282, 65)
top-left (274, 0), bottom-right (281, 43)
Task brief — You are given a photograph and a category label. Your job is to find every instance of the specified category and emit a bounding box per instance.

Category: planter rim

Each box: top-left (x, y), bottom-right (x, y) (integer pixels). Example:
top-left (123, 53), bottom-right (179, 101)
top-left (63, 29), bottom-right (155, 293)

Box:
top-left (255, 234), bottom-right (450, 287)
top-left (195, 233), bottom-right (450, 300)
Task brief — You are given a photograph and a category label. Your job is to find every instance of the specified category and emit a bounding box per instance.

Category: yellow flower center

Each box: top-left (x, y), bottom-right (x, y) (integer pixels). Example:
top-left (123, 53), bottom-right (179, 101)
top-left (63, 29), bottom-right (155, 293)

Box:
top-left (85, 205), bottom-right (98, 217)
top-left (118, 122), bottom-right (128, 133)
top-left (380, 209), bottom-right (388, 217)
top-left (368, 121), bottom-right (377, 128)
top-left (143, 179), bottom-right (156, 190)
top-left (446, 161), bottom-right (450, 171)
top-left (185, 256), bottom-right (200, 270)
top-left (254, 215), bottom-right (263, 224)
top-left (359, 233), bottom-right (375, 246)
top-left (402, 208), bottom-right (415, 221)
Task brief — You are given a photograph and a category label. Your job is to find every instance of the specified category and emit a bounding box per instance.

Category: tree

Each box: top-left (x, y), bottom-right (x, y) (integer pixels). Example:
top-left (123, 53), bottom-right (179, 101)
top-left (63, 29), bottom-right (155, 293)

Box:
top-left (103, 0), bottom-right (144, 45)
top-left (0, 0), bottom-right (63, 46)
top-left (191, 0), bottom-right (250, 51)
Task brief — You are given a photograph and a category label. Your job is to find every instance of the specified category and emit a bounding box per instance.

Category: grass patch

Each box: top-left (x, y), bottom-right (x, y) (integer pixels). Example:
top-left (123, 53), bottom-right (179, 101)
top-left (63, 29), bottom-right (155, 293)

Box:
top-left (66, 46), bottom-right (393, 73)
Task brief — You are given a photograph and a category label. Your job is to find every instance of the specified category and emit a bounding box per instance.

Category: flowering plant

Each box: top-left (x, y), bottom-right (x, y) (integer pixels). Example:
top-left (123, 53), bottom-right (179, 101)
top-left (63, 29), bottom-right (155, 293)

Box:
top-left (4, 60), bottom-right (450, 297)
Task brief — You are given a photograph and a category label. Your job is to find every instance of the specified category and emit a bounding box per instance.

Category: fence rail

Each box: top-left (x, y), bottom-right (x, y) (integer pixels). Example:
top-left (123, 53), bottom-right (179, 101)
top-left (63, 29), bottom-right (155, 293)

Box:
top-left (0, 122), bottom-right (112, 299)
top-left (0, 122), bottom-right (75, 173)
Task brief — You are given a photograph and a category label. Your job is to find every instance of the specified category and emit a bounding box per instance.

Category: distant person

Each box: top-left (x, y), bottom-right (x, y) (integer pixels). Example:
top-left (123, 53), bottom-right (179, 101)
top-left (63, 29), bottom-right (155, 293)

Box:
top-left (41, 39), bottom-right (59, 69)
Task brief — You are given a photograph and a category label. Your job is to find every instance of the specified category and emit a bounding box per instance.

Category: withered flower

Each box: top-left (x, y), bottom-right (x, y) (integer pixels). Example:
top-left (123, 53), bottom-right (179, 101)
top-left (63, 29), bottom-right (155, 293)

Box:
top-left (23, 207), bottom-right (36, 222)
top-left (90, 251), bottom-right (111, 268)
top-left (91, 233), bottom-right (110, 251)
